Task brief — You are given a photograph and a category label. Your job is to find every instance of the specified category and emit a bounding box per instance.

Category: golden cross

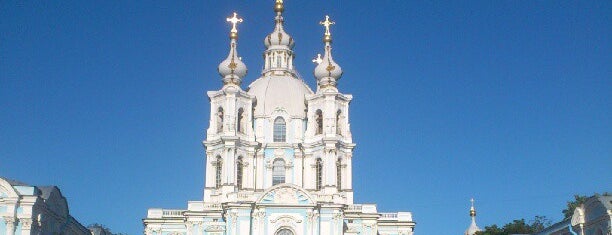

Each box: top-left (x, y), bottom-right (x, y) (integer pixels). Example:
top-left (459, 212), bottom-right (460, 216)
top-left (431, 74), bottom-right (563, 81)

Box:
top-left (312, 54), bottom-right (323, 64)
top-left (320, 15), bottom-right (335, 36)
top-left (226, 12), bottom-right (243, 34)
top-left (276, 0), bottom-right (283, 3)
top-left (471, 198), bottom-right (475, 207)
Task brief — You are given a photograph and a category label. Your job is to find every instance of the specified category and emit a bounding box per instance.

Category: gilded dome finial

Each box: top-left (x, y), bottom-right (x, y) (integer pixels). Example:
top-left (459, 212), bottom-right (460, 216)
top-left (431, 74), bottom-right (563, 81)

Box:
top-left (465, 198), bottom-right (482, 235)
top-left (274, 0), bottom-right (284, 13)
top-left (226, 12), bottom-right (243, 39)
top-left (470, 198), bottom-right (476, 217)
top-left (320, 15), bottom-right (335, 43)
top-left (218, 12), bottom-right (247, 86)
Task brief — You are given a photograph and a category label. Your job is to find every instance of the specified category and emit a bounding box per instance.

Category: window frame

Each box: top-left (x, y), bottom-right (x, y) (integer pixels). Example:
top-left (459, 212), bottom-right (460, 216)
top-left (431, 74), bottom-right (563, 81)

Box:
top-left (273, 117), bottom-right (287, 142)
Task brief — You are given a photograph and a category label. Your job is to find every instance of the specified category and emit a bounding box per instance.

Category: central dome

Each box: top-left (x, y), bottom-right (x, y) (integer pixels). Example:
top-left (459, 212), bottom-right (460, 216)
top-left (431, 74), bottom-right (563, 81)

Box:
top-left (247, 75), bottom-right (313, 118)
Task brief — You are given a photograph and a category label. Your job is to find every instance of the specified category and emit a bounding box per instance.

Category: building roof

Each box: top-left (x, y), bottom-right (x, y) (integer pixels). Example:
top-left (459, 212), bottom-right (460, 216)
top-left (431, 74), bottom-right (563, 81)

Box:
top-left (247, 75), bottom-right (313, 118)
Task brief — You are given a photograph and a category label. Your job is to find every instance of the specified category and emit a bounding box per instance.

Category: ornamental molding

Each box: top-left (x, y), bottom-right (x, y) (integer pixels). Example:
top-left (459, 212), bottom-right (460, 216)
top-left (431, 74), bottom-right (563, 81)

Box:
top-left (270, 215), bottom-right (302, 224)
top-left (20, 218), bottom-right (33, 228)
top-left (3, 216), bottom-right (17, 225)
top-left (256, 184), bottom-right (315, 205)
top-left (205, 225), bottom-right (225, 232)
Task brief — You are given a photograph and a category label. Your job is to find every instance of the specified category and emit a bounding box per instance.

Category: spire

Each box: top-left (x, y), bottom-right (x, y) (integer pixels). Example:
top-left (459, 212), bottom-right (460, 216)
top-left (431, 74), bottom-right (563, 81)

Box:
top-left (263, 0), bottom-right (295, 75)
top-left (465, 198), bottom-right (482, 235)
top-left (218, 12), bottom-right (247, 86)
top-left (274, 0), bottom-right (284, 14)
top-left (314, 15), bottom-right (342, 91)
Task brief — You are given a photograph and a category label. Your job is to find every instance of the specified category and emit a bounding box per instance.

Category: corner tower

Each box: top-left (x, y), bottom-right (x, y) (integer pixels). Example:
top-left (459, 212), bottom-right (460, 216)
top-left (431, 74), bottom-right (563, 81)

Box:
top-left (203, 12), bottom-right (258, 203)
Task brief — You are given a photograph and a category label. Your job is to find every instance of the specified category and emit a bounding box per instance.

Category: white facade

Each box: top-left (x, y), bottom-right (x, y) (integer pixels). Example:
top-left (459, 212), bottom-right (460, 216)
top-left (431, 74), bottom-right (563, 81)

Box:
top-left (144, 2), bottom-right (416, 235)
top-left (0, 177), bottom-right (90, 235)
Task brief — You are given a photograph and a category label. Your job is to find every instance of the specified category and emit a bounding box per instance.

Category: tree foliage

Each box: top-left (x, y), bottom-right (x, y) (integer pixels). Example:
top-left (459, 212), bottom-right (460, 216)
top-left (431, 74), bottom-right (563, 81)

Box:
top-left (562, 195), bottom-right (588, 219)
top-left (474, 216), bottom-right (551, 235)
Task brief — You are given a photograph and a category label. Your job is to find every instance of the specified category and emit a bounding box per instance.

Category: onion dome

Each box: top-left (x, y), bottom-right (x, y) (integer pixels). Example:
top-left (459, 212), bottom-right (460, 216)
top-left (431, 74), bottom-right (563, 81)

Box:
top-left (465, 198), bottom-right (483, 235)
top-left (264, 1), bottom-right (294, 49)
top-left (314, 15), bottom-right (342, 90)
top-left (218, 12), bottom-right (247, 86)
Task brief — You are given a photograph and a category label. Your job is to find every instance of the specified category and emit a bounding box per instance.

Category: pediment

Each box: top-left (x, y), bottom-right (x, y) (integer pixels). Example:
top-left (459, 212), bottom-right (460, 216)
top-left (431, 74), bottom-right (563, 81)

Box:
top-left (0, 178), bottom-right (19, 198)
top-left (257, 184), bottom-right (314, 205)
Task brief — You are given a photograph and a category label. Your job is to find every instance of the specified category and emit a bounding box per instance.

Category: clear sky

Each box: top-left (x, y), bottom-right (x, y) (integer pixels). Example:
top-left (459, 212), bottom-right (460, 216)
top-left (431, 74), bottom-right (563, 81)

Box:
top-left (1, 1), bottom-right (610, 235)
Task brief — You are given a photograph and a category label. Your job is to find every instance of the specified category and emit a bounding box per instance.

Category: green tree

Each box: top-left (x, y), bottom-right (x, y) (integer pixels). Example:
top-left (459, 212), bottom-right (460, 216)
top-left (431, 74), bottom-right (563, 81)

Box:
top-left (530, 215), bottom-right (552, 232)
top-left (474, 216), bottom-right (550, 235)
top-left (475, 224), bottom-right (504, 235)
top-left (562, 195), bottom-right (588, 219)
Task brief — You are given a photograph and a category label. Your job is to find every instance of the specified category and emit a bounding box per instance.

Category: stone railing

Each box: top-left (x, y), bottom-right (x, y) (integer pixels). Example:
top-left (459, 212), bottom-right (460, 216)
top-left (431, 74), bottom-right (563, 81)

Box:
top-left (344, 204), bottom-right (377, 214)
top-left (379, 213), bottom-right (398, 219)
top-left (346, 204), bottom-right (363, 212)
top-left (147, 209), bottom-right (185, 219)
top-left (162, 210), bottom-right (185, 217)
top-left (237, 192), bottom-right (253, 201)
top-left (378, 212), bottom-right (413, 222)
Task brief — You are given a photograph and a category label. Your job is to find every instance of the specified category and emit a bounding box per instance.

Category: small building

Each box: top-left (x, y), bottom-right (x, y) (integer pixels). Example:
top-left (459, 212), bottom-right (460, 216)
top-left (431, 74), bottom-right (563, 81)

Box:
top-left (535, 194), bottom-right (611, 235)
top-left (0, 177), bottom-right (90, 235)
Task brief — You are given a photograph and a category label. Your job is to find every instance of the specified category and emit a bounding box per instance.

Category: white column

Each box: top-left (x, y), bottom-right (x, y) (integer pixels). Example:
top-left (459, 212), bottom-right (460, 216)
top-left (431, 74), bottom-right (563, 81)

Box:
top-left (294, 149), bottom-right (303, 187)
top-left (325, 148), bottom-right (338, 188)
top-left (255, 152), bottom-right (264, 190)
top-left (19, 218), bottom-right (32, 235)
top-left (346, 154), bottom-right (353, 189)
top-left (3, 216), bottom-right (17, 235)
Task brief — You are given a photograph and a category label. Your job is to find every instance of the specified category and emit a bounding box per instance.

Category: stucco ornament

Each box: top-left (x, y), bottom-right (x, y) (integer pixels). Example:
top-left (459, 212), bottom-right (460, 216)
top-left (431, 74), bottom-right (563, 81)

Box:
top-left (205, 225), bottom-right (225, 232)
top-left (274, 187), bottom-right (299, 203)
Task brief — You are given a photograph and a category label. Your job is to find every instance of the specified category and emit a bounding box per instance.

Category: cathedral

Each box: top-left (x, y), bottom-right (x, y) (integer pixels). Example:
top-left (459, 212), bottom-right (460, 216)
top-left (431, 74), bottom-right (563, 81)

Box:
top-left (143, 1), bottom-right (416, 235)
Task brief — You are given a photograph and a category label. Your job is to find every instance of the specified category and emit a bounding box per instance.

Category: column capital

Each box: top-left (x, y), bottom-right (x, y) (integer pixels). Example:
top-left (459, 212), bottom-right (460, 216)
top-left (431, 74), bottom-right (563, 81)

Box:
top-left (3, 216), bottom-right (17, 225)
top-left (19, 218), bottom-right (33, 229)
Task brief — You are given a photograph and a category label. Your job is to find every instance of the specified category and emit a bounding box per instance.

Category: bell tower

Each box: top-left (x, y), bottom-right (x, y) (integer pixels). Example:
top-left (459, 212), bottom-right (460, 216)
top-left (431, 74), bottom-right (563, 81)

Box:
top-left (304, 15), bottom-right (355, 204)
top-left (203, 12), bottom-right (257, 203)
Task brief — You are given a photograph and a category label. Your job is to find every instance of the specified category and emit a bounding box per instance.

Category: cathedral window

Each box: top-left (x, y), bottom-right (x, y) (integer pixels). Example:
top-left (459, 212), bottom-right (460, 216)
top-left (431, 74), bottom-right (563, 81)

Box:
top-left (315, 110), bottom-right (323, 135)
top-left (336, 158), bottom-right (342, 191)
top-left (237, 108), bottom-right (245, 133)
top-left (276, 228), bottom-right (294, 235)
top-left (217, 107), bottom-right (224, 133)
top-left (236, 157), bottom-right (243, 190)
top-left (315, 158), bottom-right (323, 190)
top-left (273, 117), bottom-right (286, 142)
top-left (272, 159), bottom-right (285, 185)
top-left (215, 156), bottom-right (222, 188)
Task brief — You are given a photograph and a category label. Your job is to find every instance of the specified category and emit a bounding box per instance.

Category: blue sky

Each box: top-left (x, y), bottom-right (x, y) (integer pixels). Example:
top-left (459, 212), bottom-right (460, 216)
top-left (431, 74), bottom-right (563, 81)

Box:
top-left (1, 1), bottom-right (610, 234)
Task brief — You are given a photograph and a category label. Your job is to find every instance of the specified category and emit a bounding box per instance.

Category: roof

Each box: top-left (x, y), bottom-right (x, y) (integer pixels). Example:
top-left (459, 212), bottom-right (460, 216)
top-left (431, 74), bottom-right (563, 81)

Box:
top-left (247, 75), bottom-right (313, 118)
top-left (4, 178), bottom-right (30, 186)
top-left (38, 186), bottom-right (58, 200)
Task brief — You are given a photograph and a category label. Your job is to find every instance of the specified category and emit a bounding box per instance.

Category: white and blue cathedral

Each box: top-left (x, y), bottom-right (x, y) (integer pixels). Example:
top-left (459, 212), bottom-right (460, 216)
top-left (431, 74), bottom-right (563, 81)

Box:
top-left (143, 1), bottom-right (416, 235)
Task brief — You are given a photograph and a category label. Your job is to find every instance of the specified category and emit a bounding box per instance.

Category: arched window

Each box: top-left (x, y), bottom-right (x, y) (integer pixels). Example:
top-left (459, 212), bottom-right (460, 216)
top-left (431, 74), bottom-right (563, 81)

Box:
top-left (215, 156), bottom-right (222, 188)
top-left (273, 117), bottom-right (286, 142)
top-left (315, 110), bottom-right (323, 135)
top-left (336, 110), bottom-right (342, 136)
top-left (237, 108), bottom-right (245, 134)
top-left (276, 228), bottom-right (294, 235)
top-left (276, 55), bottom-right (282, 67)
top-left (336, 158), bottom-right (342, 191)
top-left (272, 159), bottom-right (285, 185)
top-left (217, 107), bottom-right (224, 133)
top-left (236, 157), bottom-right (243, 190)
top-left (315, 158), bottom-right (323, 190)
